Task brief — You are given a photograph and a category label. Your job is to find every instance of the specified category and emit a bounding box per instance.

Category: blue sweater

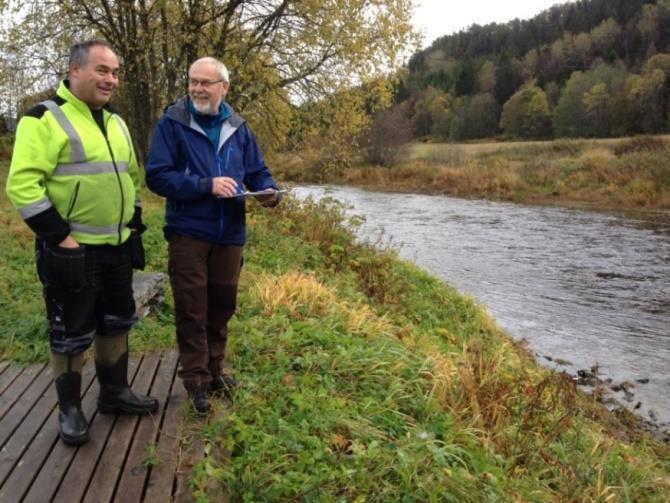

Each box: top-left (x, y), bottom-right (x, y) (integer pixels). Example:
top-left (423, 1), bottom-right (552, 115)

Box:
top-left (145, 97), bottom-right (278, 245)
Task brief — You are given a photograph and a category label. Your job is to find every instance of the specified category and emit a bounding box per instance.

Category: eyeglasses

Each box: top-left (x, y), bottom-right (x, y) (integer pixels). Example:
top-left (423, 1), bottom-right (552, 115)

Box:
top-left (188, 78), bottom-right (224, 88)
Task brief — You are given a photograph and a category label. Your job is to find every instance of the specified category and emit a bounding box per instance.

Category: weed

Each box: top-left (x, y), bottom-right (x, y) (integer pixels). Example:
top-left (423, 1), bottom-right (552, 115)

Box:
top-left (143, 441), bottom-right (160, 468)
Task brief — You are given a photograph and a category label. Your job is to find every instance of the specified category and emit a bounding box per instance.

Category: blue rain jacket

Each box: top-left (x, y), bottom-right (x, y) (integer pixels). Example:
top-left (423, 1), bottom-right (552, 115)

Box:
top-left (145, 97), bottom-right (278, 245)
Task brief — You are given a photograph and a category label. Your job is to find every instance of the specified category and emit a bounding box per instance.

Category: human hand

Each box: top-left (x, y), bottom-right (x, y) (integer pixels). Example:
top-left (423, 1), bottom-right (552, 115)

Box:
top-left (58, 235), bottom-right (80, 248)
top-left (211, 177), bottom-right (238, 198)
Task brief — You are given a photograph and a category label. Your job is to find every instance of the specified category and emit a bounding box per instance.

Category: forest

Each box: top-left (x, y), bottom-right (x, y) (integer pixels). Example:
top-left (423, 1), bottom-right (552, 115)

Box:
top-left (395, 0), bottom-right (670, 142)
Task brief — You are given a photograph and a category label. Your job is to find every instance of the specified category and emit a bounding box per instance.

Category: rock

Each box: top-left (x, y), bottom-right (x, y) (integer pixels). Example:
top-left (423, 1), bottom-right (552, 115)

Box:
top-left (575, 369), bottom-right (598, 386)
top-left (649, 409), bottom-right (659, 422)
top-left (577, 369), bottom-right (596, 379)
top-left (133, 272), bottom-right (168, 317)
top-left (553, 358), bottom-right (573, 366)
top-left (611, 381), bottom-right (635, 393)
top-left (635, 378), bottom-right (650, 384)
top-left (634, 401), bottom-right (642, 410)
top-left (543, 355), bottom-right (553, 362)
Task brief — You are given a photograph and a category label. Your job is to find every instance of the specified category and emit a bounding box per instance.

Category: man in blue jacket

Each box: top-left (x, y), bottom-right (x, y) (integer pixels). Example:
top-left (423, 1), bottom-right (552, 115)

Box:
top-left (146, 57), bottom-right (281, 413)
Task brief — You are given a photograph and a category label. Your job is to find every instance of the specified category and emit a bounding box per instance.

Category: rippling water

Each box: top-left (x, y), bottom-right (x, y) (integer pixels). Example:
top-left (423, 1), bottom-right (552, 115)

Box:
top-left (294, 186), bottom-right (670, 424)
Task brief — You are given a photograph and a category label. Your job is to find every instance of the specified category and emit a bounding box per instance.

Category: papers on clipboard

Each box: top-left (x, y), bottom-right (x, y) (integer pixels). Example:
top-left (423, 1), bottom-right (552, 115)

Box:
top-left (218, 189), bottom-right (288, 199)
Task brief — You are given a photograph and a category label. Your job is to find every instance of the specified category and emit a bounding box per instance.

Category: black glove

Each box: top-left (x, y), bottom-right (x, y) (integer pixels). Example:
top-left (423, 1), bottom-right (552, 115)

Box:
top-left (128, 206), bottom-right (146, 270)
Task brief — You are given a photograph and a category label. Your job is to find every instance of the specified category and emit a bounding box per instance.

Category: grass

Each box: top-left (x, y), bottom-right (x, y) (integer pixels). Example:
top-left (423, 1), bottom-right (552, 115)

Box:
top-left (2, 162), bottom-right (670, 500)
top-left (276, 135), bottom-right (670, 211)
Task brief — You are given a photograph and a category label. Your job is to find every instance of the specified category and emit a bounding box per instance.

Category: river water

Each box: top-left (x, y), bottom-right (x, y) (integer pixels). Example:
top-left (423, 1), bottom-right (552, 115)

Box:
top-left (294, 186), bottom-right (670, 425)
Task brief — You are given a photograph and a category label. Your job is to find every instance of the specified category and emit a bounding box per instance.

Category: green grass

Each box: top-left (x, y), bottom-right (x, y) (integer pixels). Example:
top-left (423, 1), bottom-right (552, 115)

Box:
top-left (2, 162), bottom-right (670, 501)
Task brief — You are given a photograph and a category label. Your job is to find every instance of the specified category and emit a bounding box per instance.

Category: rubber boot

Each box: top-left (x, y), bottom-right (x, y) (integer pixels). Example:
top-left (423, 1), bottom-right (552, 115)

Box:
top-left (55, 371), bottom-right (89, 446)
top-left (51, 352), bottom-right (88, 446)
top-left (95, 352), bottom-right (159, 414)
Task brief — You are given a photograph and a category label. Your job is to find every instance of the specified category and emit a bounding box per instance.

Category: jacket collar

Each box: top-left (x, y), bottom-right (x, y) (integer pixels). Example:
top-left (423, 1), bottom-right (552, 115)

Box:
top-left (165, 96), bottom-right (245, 130)
top-left (57, 80), bottom-right (116, 116)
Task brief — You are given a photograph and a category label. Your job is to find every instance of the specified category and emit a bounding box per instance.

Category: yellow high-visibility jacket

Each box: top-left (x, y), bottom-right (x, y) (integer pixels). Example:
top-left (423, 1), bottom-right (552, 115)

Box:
top-left (6, 80), bottom-right (140, 246)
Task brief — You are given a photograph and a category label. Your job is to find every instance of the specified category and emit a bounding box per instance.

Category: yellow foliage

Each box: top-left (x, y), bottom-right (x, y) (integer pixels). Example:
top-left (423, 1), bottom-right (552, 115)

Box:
top-left (251, 270), bottom-right (394, 338)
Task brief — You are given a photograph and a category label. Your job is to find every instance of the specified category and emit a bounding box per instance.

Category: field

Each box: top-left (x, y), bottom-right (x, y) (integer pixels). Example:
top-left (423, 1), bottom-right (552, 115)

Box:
top-left (294, 136), bottom-right (670, 211)
top-left (2, 163), bottom-right (670, 500)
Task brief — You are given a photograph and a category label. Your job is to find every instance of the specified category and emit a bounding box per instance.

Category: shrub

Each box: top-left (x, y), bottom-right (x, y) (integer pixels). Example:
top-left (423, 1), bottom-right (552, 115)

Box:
top-left (362, 104), bottom-right (413, 167)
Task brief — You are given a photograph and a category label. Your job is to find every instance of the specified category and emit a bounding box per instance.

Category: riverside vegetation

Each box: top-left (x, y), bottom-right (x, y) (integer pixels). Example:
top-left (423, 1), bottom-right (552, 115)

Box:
top-left (277, 135), bottom-right (670, 212)
top-left (1, 164), bottom-right (670, 500)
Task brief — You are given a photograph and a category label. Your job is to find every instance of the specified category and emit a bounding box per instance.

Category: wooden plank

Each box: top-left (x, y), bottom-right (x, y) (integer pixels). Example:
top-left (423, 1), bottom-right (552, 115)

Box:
top-left (82, 352), bottom-right (161, 503)
top-left (51, 356), bottom-right (141, 503)
top-left (113, 350), bottom-right (179, 503)
top-left (0, 363), bottom-right (53, 448)
top-left (0, 364), bottom-right (97, 502)
top-left (0, 364), bottom-right (45, 420)
top-left (143, 368), bottom-right (189, 503)
top-left (0, 364), bottom-right (20, 395)
top-left (0, 362), bottom-right (10, 377)
top-left (173, 423), bottom-right (206, 502)
top-left (0, 364), bottom-right (54, 485)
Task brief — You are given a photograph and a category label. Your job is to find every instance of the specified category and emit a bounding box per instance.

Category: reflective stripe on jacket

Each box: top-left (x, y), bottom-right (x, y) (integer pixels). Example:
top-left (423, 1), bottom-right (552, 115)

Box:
top-left (6, 81), bottom-right (140, 245)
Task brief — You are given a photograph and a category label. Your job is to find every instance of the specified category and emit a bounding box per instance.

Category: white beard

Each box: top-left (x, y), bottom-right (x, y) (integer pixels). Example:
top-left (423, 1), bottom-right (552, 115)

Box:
top-left (192, 98), bottom-right (221, 115)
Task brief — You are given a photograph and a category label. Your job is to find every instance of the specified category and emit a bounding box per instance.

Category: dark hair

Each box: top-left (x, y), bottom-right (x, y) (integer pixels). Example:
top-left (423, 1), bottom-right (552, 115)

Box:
top-left (68, 39), bottom-right (113, 68)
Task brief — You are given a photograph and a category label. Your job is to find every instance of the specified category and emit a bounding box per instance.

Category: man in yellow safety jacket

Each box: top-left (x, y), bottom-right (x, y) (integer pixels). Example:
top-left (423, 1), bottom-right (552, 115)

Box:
top-left (5, 39), bottom-right (158, 446)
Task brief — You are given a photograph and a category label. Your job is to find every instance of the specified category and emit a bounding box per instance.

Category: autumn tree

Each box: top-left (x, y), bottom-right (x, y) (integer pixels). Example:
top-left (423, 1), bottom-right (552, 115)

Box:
top-left (0, 0), bottom-right (415, 163)
top-left (553, 63), bottom-right (629, 138)
top-left (499, 82), bottom-right (551, 139)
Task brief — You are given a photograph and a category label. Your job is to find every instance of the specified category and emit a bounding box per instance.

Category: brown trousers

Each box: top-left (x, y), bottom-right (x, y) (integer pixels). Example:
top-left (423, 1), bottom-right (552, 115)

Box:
top-left (168, 235), bottom-right (243, 392)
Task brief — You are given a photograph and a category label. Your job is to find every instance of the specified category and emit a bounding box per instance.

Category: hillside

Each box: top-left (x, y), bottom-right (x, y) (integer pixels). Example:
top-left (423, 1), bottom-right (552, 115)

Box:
top-left (396, 0), bottom-right (670, 142)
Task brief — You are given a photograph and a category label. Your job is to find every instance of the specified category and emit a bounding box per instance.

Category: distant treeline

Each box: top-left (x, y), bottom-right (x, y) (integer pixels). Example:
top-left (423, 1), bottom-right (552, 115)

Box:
top-left (395, 0), bottom-right (670, 141)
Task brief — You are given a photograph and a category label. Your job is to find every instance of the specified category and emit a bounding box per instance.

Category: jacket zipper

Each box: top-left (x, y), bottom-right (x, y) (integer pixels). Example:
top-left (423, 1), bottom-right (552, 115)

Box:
top-left (218, 144), bottom-right (233, 240)
top-left (66, 181), bottom-right (81, 221)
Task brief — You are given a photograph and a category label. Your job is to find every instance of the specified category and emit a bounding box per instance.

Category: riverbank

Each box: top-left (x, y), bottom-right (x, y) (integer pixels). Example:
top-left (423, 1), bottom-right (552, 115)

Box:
top-left (275, 135), bottom-right (670, 212)
top-left (1, 165), bottom-right (670, 499)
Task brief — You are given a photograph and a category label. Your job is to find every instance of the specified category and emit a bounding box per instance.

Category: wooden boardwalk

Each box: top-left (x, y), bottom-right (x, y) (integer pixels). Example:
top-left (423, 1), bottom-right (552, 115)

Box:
top-left (0, 350), bottom-right (216, 503)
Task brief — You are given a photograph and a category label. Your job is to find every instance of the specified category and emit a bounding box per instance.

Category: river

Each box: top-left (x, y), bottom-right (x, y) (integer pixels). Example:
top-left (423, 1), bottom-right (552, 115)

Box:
top-left (294, 186), bottom-right (670, 426)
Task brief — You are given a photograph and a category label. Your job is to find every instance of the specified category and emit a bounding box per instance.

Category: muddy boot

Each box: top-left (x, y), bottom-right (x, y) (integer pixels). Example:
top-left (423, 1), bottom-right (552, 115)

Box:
top-left (95, 352), bottom-right (159, 414)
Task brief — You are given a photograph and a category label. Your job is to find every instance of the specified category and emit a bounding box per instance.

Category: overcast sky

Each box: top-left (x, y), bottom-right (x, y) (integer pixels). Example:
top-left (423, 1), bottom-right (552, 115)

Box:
top-left (412, 0), bottom-right (575, 48)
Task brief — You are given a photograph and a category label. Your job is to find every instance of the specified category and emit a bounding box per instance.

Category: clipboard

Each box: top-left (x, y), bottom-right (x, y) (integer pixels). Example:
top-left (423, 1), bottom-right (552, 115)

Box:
top-left (218, 189), bottom-right (288, 199)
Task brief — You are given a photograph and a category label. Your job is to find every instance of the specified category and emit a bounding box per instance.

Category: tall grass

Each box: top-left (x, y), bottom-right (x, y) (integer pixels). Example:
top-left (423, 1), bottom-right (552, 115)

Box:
top-left (281, 136), bottom-right (670, 210)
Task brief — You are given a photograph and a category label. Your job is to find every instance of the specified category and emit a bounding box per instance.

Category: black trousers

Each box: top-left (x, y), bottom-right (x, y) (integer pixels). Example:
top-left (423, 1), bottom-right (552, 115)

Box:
top-left (167, 235), bottom-right (243, 392)
top-left (36, 238), bottom-right (137, 356)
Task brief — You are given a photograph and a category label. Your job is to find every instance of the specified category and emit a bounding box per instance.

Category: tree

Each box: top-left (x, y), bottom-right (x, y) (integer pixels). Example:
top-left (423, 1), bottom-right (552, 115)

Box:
top-left (478, 60), bottom-right (496, 94)
top-left (627, 70), bottom-right (666, 133)
top-left (362, 103), bottom-right (412, 167)
top-left (499, 82), bottom-right (551, 139)
top-left (458, 93), bottom-right (500, 139)
top-left (1, 0), bottom-right (415, 160)
top-left (590, 18), bottom-right (622, 58)
top-left (553, 63), bottom-right (629, 138)
top-left (494, 53), bottom-right (522, 106)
